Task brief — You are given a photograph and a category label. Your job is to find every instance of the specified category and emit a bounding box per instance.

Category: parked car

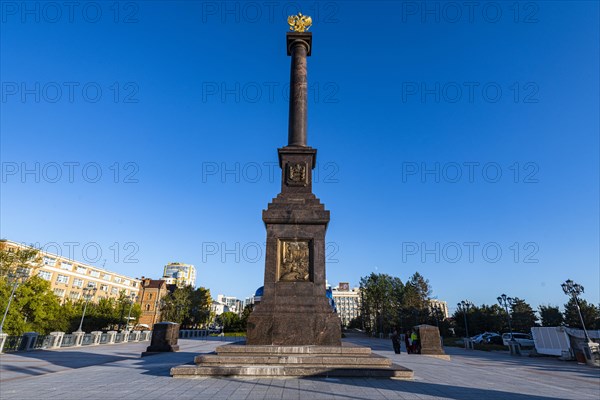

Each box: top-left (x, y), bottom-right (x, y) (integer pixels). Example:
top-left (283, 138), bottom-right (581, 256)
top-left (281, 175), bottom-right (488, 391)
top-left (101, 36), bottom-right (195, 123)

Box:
top-left (502, 333), bottom-right (534, 347)
top-left (471, 332), bottom-right (500, 344)
top-left (485, 335), bottom-right (504, 345)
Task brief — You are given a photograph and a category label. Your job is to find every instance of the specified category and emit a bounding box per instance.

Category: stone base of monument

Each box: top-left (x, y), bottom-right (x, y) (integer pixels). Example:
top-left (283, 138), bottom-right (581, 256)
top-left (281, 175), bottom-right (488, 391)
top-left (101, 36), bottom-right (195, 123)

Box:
top-left (415, 324), bottom-right (450, 360)
top-left (141, 322), bottom-right (180, 357)
top-left (170, 342), bottom-right (413, 379)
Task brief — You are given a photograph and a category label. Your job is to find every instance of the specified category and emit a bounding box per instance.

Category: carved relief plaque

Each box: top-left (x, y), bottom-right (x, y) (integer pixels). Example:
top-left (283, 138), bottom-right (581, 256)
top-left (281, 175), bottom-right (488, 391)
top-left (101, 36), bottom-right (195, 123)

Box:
top-left (286, 162), bottom-right (307, 186)
top-left (278, 240), bottom-right (311, 282)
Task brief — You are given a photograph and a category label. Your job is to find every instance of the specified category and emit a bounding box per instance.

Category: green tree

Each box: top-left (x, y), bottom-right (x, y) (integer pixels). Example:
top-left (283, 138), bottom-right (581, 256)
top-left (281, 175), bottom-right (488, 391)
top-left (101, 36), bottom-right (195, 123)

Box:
top-left (0, 276), bottom-right (65, 335)
top-left (240, 304), bottom-right (254, 331)
top-left (185, 287), bottom-right (212, 328)
top-left (217, 311), bottom-right (242, 332)
top-left (464, 304), bottom-right (505, 335)
top-left (400, 272), bottom-right (431, 327)
top-left (161, 286), bottom-right (193, 324)
top-left (538, 305), bottom-right (564, 327)
top-left (563, 297), bottom-right (600, 330)
top-left (359, 273), bottom-right (402, 334)
top-left (0, 241), bottom-right (42, 278)
top-left (510, 298), bottom-right (538, 333)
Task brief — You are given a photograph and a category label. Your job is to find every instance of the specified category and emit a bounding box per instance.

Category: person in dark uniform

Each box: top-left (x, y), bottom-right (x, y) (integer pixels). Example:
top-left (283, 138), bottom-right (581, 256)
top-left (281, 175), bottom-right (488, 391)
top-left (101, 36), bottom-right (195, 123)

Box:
top-left (391, 328), bottom-right (401, 354)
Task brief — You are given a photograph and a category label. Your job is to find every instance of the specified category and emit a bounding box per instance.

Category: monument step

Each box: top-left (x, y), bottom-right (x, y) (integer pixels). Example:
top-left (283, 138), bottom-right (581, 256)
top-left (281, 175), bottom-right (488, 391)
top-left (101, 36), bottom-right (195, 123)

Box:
top-left (171, 364), bottom-right (413, 379)
top-left (194, 354), bottom-right (391, 366)
top-left (215, 343), bottom-right (372, 356)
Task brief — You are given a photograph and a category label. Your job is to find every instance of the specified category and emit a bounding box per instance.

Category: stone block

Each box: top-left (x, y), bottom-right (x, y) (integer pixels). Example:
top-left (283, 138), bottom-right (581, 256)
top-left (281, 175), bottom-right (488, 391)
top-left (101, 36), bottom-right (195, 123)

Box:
top-left (142, 322), bottom-right (179, 356)
top-left (416, 325), bottom-right (447, 356)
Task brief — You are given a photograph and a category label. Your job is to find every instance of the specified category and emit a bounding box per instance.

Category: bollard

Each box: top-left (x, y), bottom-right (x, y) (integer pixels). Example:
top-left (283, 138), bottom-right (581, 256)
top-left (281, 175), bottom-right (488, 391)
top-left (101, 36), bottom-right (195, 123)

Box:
top-left (90, 331), bottom-right (103, 345)
top-left (72, 331), bottom-right (85, 347)
top-left (0, 333), bottom-right (8, 353)
top-left (106, 331), bottom-right (117, 344)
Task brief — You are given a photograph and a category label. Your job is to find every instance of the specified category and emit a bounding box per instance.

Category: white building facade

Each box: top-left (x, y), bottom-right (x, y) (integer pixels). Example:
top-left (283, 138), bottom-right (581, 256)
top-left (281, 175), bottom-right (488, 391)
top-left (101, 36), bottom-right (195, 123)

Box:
top-left (331, 282), bottom-right (361, 327)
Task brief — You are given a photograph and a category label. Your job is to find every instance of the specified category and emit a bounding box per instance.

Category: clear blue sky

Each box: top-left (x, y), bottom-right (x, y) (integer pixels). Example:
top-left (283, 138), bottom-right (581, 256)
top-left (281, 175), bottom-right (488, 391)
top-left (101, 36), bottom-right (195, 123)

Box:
top-left (1, 1), bottom-right (598, 314)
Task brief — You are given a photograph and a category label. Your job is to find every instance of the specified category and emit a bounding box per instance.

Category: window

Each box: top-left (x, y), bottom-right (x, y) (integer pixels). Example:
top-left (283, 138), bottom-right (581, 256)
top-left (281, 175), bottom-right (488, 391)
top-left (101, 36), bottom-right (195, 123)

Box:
top-left (148, 293), bottom-right (153, 300)
top-left (56, 274), bottom-right (69, 284)
top-left (89, 270), bottom-right (100, 278)
top-left (69, 291), bottom-right (80, 300)
top-left (145, 304), bottom-right (151, 311)
top-left (60, 262), bottom-right (72, 270)
top-left (87, 281), bottom-right (97, 288)
top-left (103, 274), bottom-right (111, 281)
top-left (76, 266), bottom-right (86, 274)
top-left (43, 257), bottom-right (56, 267)
top-left (38, 270), bottom-right (52, 281)
top-left (100, 284), bottom-right (108, 292)
top-left (73, 278), bottom-right (84, 287)
top-left (111, 287), bottom-right (118, 295)
top-left (114, 277), bottom-right (122, 283)
top-left (53, 288), bottom-right (65, 297)
top-left (132, 282), bottom-right (137, 288)
top-left (123, 279), bottom-right (130, 286)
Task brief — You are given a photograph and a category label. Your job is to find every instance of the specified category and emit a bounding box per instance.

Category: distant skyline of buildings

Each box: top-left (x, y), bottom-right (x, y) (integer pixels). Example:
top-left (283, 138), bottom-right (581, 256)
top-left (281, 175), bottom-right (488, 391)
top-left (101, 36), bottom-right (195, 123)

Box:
top-left (162, 262), bottom-right (196, 288)
top-left (4, 238), bottom-right (455, 325)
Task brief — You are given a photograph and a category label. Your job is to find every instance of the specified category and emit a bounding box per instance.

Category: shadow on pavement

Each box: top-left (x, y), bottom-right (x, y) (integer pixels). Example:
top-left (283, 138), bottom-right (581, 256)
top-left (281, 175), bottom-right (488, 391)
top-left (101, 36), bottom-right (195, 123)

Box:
top-left (346, 335), bottom-right (600, 380)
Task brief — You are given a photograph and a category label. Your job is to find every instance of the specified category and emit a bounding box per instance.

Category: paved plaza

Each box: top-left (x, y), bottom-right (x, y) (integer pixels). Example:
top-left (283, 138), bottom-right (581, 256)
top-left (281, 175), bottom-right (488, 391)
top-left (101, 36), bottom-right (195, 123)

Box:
top-left (1, 336), bottom-right (598, 400)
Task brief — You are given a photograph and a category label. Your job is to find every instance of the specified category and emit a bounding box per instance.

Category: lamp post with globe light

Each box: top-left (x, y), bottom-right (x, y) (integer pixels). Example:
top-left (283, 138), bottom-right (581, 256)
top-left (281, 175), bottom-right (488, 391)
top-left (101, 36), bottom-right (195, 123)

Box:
top-left (125, 294), bottom-right (139, 332)
top-left (76, 285), bottom-right (98, 333)
top-left (457, 300), bottom-right (472, 338)
top-left (0, 269), bottom-right (30, 334)
top-left (497, 294), bottom-right (515, 341)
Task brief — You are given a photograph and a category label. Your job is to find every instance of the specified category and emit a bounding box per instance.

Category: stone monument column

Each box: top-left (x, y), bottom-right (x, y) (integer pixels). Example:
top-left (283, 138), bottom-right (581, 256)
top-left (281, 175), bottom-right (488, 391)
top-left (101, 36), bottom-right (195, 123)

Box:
top-left (171, 15), bottom-right (413, 378)
top-left (287, 32), bottom-right (311, 147)
top-left (246, 19), bottom-right (341, 347)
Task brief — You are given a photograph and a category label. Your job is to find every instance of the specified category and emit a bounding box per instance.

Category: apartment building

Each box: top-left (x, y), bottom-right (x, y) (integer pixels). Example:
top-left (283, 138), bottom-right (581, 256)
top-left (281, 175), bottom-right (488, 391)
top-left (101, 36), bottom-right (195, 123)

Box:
top-left (331, 282), bottom-right (361, 327)
top-left (162, 262), bottom-right (196, 288)
top-left (2, 240), bottom-right (141, 303)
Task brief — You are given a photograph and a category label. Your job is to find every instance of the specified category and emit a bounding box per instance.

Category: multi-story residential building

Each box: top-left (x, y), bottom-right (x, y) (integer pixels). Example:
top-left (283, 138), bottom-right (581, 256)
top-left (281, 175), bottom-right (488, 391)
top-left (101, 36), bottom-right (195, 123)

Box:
top-left (216, 294), bottom-right (242, 315)
top-left (1, 240), bottom-right (141, 303)
top-left (428, 299), bottom-right (449, 319)
top-left (138, 277), bottom-right (171, 328)
top-left (210, 301), bottom-right (229, 316)
top-left (162, 262), bottom-right (196, 288)
top-left (331, 282), bottom-right (361, 327)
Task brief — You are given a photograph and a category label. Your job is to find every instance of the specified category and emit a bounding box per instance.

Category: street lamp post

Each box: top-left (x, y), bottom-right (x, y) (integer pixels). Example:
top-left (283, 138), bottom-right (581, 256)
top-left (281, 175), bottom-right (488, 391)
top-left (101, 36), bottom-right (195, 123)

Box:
top-left (457, 300), bottom-right (472, 338)
top-left (0, 269), bottom-right (29, 334)
top-left (497, 294), bottom-right (515, 339)
top-left (125, 294), bottom-right (139, 332)
top-left (432, 304), bottom-right (441, 327)
top-left (561, 279), bottom-right (590, 342)
top-left (76, 285), bottom-right (98, 333)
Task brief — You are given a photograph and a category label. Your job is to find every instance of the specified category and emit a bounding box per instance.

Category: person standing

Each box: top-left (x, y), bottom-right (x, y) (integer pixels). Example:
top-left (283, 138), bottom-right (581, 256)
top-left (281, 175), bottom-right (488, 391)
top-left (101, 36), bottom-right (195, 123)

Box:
top-left (391, 329), bottom-right (401, 354)
top-left (411, 330), bottom-right (420, 354)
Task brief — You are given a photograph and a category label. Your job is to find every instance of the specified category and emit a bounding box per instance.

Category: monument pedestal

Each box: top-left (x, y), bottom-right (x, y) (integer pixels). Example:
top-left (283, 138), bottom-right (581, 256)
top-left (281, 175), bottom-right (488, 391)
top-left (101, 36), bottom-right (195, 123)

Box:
top-left (171, 342), bottom-right (413, 379)
top-left (246, 146), bottom-right (341, 346)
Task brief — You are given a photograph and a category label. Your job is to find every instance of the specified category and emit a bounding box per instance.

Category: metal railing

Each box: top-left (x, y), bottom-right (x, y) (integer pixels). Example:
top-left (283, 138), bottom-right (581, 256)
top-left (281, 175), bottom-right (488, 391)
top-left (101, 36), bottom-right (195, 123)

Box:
top-left (61, 334), bottom-right (75, 347)
top-left (1, 330), bottom-right (153, 353)
top-left (82, 334), bottom-right (93, 345)
top-left (178, 329), bottom-right (246, 342)
top-left (33, 335), bottom-right (51, 349)
top-left (2, 336), bottom-right (23, 352)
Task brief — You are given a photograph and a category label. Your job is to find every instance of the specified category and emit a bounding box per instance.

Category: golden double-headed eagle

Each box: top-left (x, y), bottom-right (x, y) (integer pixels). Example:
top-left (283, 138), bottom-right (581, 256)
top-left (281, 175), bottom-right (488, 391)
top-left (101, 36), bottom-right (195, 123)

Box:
top-left (287, 13), bottom-right (312, 32)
